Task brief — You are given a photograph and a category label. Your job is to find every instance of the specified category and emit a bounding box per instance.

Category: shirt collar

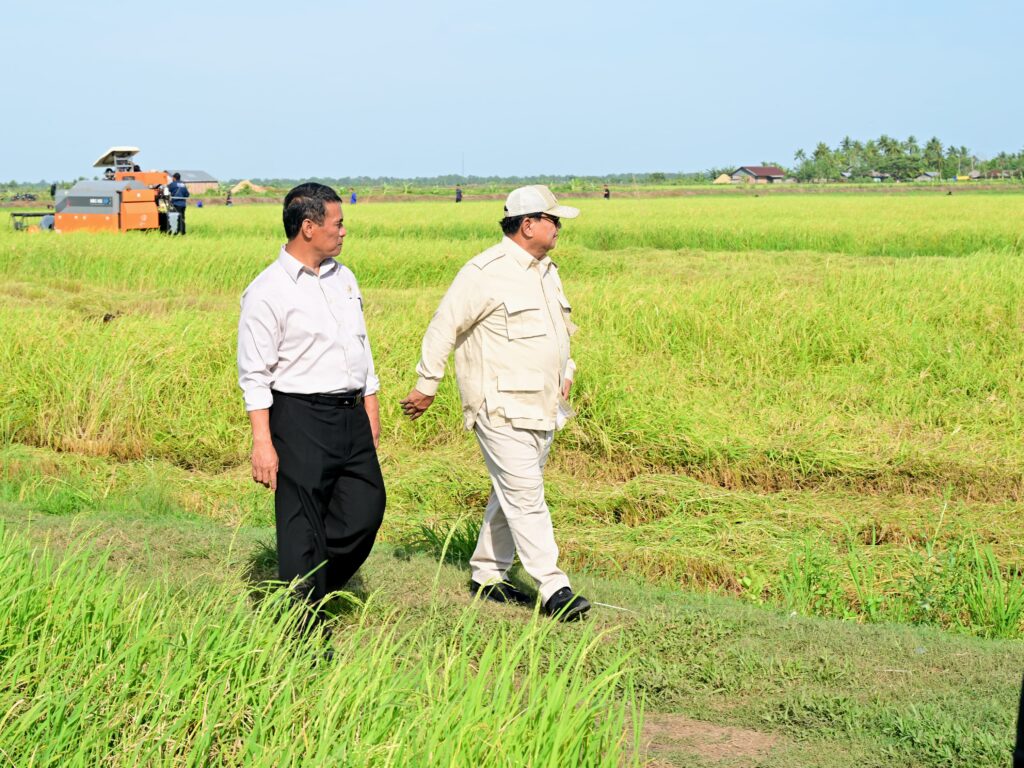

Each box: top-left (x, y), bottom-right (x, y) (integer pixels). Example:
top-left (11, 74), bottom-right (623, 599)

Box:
top-left (277, 245), bottom-right (339, 282)
top-left (502, 236), bottom-right (543, 271)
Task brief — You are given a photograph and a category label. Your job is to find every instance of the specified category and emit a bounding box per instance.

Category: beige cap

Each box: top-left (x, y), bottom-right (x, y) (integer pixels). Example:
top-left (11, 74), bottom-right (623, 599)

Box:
top-left (503, 185), bottom-right (580, 219)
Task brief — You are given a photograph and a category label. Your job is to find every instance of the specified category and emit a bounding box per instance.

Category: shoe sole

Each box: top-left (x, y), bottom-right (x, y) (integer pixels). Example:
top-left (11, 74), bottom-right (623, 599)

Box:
top-left (550, 599), bottom-right (591, 622)
top-left (471, 584), bottom-right (533, 606)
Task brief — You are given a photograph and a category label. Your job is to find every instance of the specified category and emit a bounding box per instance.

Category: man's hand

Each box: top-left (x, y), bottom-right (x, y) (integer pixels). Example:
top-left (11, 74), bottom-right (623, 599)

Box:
top-left (248, 408), bottom-right (278, 489)
top-left (562, 378), bottom-right (573, 399)
top-left (251, 438), bottom-right (279, 490)
top-left (400, 388), bottom-right (435, 421)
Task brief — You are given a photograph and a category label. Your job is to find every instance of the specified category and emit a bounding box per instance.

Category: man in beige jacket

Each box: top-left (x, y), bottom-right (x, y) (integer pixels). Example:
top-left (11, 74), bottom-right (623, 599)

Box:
top-left (400, 185), bottom-right (590, 621)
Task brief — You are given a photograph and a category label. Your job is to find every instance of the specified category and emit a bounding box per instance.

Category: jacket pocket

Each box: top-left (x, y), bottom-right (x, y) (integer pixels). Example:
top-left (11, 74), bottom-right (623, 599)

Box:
top-left (497, 371), bottom-right (545, 392)
top-left (495, 372), bottom-right (547, 420)
top-left (503, 296), bottom-right (546, 340)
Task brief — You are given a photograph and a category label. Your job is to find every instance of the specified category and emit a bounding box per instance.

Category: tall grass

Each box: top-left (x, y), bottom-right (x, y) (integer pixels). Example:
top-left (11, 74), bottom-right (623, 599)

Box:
top-left (3, 244), bottom-right (1023, 495)
top-left (0, 525), bottom-right (638, 766)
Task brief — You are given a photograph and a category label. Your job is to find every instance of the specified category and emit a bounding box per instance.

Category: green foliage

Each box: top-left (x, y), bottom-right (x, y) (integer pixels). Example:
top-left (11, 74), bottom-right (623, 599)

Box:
top-left (0, 525), bottom-right (638, 766)
top-left (407, 516), bottom-right (481, 565)
top-left (793, 134), bottom-right (1024, 181)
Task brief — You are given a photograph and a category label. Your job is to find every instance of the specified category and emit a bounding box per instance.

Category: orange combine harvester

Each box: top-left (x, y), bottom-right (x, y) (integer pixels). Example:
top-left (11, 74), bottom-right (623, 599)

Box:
top-left (54, 147), bottom-right (176, 233)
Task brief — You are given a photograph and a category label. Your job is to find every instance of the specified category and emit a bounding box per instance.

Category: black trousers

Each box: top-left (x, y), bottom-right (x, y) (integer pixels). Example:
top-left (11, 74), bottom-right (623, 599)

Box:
top-left (174, 206), bottom-right (186, 235)
top-left (270, 391), bottom-right (386, 607)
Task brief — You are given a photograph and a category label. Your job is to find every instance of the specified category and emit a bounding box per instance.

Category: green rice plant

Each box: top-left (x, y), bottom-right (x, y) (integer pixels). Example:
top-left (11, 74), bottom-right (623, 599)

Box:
top-left (901, 538), bottom-right (969, 627)
top-left (961, 543), bottom-right (1024, 639)
top-left (0, 524), bottom-right (639, 767)
top-left (777, 540), bottom-right (848, 618)
top-left (407, 515), bottom-right (481, 566)
top-left (845, 542), bottom-right (885, 623)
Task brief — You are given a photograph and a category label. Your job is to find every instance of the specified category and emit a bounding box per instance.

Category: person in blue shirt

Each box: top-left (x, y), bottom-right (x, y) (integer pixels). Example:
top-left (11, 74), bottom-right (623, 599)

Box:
top-left (167, 172), bottom-right (190, 235)
top-left (349, 187), bottom-right (357, 205)
top-left (455, 185), bottom-right (463, 203)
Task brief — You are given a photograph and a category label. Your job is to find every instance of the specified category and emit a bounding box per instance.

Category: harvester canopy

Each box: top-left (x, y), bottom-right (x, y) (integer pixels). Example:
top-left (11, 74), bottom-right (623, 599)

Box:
top-left (93, 147), bottom-right (141, 170)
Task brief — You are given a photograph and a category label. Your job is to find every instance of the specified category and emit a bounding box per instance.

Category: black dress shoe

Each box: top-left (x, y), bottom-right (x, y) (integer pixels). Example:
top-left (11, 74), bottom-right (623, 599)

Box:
top-left (470, 580), bottom-right (533, 605)
top-left (543, 587), bottom-right (591, 622)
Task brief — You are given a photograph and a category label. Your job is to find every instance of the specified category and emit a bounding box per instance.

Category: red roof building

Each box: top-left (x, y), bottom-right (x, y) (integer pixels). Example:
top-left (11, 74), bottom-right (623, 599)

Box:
top-left (731, 166), bottom-right (786, 183)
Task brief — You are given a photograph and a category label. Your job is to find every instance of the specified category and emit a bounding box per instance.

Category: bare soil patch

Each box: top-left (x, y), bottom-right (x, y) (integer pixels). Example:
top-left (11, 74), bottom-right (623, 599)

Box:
top-left (639, 713), bottom-right (780, 765)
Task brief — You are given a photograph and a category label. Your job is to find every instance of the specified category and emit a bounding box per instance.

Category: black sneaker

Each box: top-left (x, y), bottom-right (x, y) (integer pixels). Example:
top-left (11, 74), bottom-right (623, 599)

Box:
top-left (470, 580), bottom-right (533, 605)
top-left (543, 587), bottom-right (591, 622)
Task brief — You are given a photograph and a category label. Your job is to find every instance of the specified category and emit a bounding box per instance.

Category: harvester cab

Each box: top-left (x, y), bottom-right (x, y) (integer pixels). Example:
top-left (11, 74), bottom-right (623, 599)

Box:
top-left (54, 147), bottom-right (173, 233)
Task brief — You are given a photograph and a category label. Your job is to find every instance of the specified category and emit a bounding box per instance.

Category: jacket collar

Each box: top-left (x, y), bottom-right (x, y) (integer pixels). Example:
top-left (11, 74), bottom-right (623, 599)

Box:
top-left (502, 236), bottom-right (549, 271)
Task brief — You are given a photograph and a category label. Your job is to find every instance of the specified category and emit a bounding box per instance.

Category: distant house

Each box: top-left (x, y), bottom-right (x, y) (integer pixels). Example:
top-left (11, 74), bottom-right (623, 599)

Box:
top-left (170, 170), bottom-right (218, 195)
top-left (983, 169), bottom-right (1013, 179)
top-left (869, 171), bottom-right (891, 182)
top-left (712, 173), bottom-right (732, 185)
top-left (968, 170), bottom-right (983, 180)
top-left (730, 166), bottom-right (786, 184)
top-left (230, 179), bottom-right (268, 194)
top-left (914, 172), bottom-right (941, 182)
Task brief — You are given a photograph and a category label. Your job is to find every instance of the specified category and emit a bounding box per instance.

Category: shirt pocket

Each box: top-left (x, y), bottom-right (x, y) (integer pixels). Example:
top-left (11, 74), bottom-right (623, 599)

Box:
top-left (503, 295), bottom-right (546, 340)
top-left (340, 295), bottom-right (367, 339)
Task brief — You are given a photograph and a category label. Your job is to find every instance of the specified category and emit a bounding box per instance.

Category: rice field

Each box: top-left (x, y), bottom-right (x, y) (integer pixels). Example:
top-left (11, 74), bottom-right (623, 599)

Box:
top-left (2, 193), bottom-right (1024, 633)
top-left (1, 192), bottom-right (1023, 765)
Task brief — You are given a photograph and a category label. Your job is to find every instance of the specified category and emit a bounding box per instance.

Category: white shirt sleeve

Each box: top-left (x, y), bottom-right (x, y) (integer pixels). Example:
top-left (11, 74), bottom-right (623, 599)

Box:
top-left (362, 322), bottom-right (380, 397)
top-left (237, 291), bottom-right (280, 411)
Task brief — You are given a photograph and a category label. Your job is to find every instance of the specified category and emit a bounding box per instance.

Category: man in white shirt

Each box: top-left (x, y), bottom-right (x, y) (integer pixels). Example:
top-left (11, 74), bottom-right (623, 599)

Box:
top-left (400, 185), bottom-right (590, 622)
top-left (238, 182), bottom-right (385, 625)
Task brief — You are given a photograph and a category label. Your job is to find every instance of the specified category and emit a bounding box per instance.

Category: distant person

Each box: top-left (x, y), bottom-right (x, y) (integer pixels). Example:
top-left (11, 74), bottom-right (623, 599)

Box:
top-left (603, 184), bottom-right (610, 200)
top-left (49, 182), bottom-right (57, 199)
top-left (167, 172), bottom-right (190, 235)
top-left (225, 190), bottom-right (233, 207)
top-left (400, 185), bottom-right (591, 622)
top-left (238, 182), bottom-right (385, 632)
top-left (349, 187), bottom-right (357, 205)
top-left (455, 185), bottom-right (463, 203)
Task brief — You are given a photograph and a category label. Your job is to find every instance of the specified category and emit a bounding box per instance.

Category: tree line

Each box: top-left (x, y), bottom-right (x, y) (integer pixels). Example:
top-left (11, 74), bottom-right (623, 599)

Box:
top-left (789, 135), bottom-right (1024, 182)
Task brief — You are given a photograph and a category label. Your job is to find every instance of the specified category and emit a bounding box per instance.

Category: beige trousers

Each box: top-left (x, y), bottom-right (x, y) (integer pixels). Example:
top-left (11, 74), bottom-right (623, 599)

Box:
top-left (470, 408), bottom-right (571, 603)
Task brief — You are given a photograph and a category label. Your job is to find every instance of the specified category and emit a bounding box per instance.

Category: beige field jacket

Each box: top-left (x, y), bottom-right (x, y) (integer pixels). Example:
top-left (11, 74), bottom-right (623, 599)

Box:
top-left (415, 237), bottom-right (578, 431)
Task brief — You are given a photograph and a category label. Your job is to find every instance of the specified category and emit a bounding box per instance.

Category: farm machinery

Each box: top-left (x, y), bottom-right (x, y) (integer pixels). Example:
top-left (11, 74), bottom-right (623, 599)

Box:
top-left (52, 147), bottom-right (178, 233)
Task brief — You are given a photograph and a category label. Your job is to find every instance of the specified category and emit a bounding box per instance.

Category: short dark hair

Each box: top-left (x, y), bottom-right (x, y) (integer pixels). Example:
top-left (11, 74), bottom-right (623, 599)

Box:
top-left (172, 172), bottom-right (181, 180)
top-left (501, 209), bottom-right (535, 236)
top-left (283, 182), bottom-right (342, 239)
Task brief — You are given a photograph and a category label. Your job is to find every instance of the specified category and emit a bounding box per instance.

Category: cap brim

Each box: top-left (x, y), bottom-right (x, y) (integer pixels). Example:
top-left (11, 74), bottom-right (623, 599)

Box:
top-left (549, 204), bottom-right (579, 218)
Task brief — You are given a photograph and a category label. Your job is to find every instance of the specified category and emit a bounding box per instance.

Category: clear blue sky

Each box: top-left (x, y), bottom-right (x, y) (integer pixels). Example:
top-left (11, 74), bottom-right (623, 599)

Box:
top-left (2, 0), bottom-right (1020, 182)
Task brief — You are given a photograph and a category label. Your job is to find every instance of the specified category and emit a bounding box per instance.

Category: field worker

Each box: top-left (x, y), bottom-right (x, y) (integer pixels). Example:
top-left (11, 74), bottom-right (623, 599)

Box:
top-left (400, 185), bottom-right (590, 622)
top-left (238, 182), bottom-right (386, 627)
top-left (167, 172), bottom-right (190, 235)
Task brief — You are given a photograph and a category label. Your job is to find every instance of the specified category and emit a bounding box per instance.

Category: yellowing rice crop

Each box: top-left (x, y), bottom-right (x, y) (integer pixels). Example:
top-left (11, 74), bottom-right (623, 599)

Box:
top-left (2, 192), bottom-right (1023, 636)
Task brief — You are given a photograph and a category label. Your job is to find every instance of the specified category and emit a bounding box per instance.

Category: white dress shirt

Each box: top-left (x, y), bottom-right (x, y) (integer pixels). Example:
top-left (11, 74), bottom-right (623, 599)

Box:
top-left (238, 246), bottom-right (379, 411)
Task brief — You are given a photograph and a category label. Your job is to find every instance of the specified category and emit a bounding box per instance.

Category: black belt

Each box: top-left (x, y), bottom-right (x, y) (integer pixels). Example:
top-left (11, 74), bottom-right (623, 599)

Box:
top-left (272, 389), bottom-right (364, 408)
